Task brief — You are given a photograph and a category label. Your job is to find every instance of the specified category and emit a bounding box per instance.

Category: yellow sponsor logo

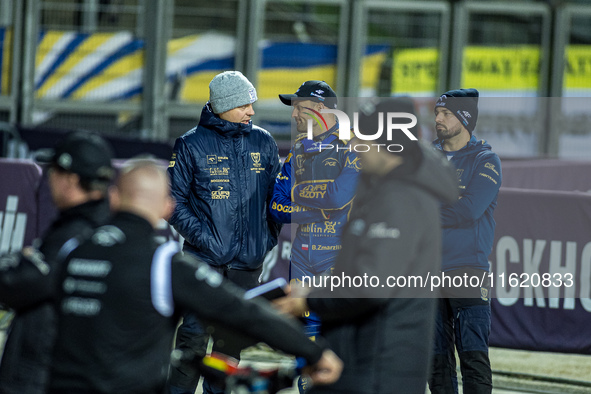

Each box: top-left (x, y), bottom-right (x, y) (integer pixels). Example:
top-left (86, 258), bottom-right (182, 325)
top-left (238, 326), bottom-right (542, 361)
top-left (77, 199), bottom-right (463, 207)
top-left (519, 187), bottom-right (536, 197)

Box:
top-left (168, 160), bottom-right (175, 168)
top-left (276, 172), bottom-right (289, 181)
top-left (296, 155), bottom-right (305, 168)
top-left (211, 186), bottom-right (230, 199)
top-left (271, 202), bottom-right (308, 213)
top-left (210, 179), bottom-right (229, 183)
top-left (345, 156), bottom-right (362, 172)
top-left (479, 172), bottom-right (498, 185)
top-left (299, 183), bottom-right (327, 199)
top-left (300, 221), bottom-right (338, 234)
top-left (323, 158), bottom-right (339, 167)
top-left (210, 167), bottom-right (230, 176)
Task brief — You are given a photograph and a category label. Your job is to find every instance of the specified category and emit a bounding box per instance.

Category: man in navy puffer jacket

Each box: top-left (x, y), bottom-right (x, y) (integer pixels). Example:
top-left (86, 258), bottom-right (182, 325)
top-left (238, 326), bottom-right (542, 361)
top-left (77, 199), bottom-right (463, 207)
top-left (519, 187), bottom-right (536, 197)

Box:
top-left (166, 71), bottom-right (281, 394)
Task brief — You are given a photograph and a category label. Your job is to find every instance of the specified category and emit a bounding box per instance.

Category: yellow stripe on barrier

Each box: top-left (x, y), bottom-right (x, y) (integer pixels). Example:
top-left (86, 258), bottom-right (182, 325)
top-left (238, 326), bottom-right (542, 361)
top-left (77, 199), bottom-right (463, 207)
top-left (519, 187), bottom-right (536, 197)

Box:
top-left (73, 51), bottom-right (143, 99)
top-left (1, 29), bottom-right (11, 95)
top-left (360, 51), bottom-right (387, 90)
top-left (35, 31), bottom-right (68, 71)
top-left (181, 71), bottom-right (224, 102)
top-left (168, 34), bottom-right (201, 55)
top-left (257, 66), bottom-right (337, 100)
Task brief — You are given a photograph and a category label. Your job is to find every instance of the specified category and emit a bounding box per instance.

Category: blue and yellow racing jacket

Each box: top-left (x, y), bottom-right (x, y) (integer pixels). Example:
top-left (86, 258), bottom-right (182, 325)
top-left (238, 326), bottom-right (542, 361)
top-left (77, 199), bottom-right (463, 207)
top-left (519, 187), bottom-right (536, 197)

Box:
top-left (270, 125), bottom-right (361, 277)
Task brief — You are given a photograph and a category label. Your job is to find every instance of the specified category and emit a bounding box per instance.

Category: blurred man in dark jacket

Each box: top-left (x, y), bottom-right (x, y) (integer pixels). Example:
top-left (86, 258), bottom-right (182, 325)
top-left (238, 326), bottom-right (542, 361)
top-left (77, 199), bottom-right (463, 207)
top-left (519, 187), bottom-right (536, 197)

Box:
top-left (275, 98), bottom-right (459, 393)
top-left (0, 131), bottom-right (114, 394)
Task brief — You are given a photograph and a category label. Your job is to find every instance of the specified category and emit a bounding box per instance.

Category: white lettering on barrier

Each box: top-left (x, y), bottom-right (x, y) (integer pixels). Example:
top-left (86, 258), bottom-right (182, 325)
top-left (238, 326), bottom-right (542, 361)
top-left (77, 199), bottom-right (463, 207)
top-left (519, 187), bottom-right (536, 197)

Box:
top-left (0, 196), bottom-right (28, 254)
top-left (495, 236), bottom-right (591, 312)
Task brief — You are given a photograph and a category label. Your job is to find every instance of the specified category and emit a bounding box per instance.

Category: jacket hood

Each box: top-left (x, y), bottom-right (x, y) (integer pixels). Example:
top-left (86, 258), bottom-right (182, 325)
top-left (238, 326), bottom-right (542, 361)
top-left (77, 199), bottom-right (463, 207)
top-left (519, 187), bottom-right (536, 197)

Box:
top-left (199, 103), bottom-right (253, 137)
top-left (433, 134), bottom-right (492, 158)
top-left (396, 142), bottom-right (459, 204)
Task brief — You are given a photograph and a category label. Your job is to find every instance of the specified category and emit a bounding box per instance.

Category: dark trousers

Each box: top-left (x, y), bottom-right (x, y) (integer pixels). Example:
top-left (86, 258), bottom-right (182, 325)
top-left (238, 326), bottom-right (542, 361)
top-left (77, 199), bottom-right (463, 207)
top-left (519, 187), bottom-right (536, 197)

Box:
top-left (429, 269), bottom-right (492, 394)
top-left (167, 265), bottom-right (262, 394)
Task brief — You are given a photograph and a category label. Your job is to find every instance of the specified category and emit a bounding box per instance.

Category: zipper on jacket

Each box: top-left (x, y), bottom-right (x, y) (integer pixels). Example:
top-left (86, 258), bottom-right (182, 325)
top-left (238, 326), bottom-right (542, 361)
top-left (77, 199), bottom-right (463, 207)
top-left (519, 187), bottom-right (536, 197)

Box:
top-left (235, 135), bottom-right (244, 264)
top-left (307, 155), bottom-right (316, 263)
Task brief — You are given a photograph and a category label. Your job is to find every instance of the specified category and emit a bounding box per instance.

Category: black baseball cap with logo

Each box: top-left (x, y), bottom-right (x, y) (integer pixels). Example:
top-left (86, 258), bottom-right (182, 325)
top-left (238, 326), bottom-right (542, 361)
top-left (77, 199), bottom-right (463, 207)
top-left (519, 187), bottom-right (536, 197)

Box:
top-left (36, 131), bottom-right (115, 181)
top-left (279, 80), bottom-right (338, 109)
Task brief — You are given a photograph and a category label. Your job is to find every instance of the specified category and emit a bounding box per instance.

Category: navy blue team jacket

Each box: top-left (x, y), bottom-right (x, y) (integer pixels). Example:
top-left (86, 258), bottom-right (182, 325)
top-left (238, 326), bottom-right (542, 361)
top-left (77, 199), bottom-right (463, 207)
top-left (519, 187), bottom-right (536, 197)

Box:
top-left (168, 104), bottom-right (281, 270)
top-left (433, 135), bottom-right (502, 271)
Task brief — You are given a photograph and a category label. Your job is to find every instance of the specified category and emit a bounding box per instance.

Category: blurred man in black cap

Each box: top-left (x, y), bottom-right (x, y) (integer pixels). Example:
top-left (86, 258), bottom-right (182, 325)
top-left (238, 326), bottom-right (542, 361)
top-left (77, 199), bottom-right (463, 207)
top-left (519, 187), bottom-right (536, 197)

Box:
top-left (0, 131), bottom-right (114, 394)
top-left (274, 98), bottom-right (459, 393)
top-left (429, 88), bottom-right (501, 394)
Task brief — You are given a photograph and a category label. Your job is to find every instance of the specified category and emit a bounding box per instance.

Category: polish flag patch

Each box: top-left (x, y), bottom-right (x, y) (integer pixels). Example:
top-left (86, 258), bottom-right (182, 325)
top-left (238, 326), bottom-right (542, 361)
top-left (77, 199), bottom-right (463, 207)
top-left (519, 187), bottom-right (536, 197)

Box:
top-left (302, 244), bottom-right (309, 251)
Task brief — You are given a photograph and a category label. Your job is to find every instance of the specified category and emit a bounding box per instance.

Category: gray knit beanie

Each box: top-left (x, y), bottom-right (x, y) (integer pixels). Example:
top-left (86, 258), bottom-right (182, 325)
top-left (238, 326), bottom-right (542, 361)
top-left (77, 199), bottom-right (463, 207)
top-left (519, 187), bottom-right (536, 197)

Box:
top-left (209, 71), bottom-right (257, 114)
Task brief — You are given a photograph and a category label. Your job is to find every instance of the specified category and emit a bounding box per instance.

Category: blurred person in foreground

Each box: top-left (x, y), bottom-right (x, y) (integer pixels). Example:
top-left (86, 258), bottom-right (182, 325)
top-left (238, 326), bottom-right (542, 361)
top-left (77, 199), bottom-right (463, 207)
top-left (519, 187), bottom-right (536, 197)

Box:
top-left (0, 131), bottom-right (114, 394)
top-left (166, 71), bottom-right (281, 394)
top-left (4, 159), bottom-right (343, 394)
top-left (428, 89), bottom-right (502, 394)
top-left (274, 98), bottom-right (459, 393)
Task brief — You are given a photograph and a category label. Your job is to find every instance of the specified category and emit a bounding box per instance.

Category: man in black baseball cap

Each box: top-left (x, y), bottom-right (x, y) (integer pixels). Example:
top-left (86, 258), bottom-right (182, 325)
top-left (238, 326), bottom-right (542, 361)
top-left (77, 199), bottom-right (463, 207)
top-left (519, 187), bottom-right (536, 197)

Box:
top-left (37, 131), bottom-right (115, 182)
top-left (279, 80), bottom-right (337, 109)
top-left (271, 81), bottom-right (359, 393)
top-left (0, 130), bottom-right (113, 393)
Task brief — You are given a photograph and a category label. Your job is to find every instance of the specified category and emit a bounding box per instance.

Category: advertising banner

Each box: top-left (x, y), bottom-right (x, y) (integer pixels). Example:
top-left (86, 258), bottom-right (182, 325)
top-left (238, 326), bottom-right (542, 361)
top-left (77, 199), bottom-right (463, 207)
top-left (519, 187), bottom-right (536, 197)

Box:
top-left (0, 160), bottom-right (42, 253)
top-left (489, 188), bottom-right (591, 354)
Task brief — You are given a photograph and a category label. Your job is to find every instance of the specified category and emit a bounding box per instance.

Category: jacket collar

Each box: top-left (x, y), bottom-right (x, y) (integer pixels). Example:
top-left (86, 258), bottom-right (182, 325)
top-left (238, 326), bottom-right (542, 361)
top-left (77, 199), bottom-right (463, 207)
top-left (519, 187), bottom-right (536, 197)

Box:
top-left (433, 135), bottom-right (490, 157)
top-left (199, 103), bottom-right (252, 138)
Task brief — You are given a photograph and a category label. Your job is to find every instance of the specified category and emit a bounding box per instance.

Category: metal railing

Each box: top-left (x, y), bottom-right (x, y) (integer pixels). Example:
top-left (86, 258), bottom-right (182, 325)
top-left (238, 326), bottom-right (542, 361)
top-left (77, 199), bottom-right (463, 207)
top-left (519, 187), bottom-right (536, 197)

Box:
top-left (0, 0), bottom-right (589, 157)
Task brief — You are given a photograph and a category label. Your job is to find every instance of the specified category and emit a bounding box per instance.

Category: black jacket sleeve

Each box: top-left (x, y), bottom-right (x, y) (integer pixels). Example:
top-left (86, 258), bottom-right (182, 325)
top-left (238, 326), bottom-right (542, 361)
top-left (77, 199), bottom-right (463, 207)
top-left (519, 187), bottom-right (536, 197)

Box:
top-left (0, 251), bottom-right (55, 310)
top-left (170, 253), bottom-right (325, 364)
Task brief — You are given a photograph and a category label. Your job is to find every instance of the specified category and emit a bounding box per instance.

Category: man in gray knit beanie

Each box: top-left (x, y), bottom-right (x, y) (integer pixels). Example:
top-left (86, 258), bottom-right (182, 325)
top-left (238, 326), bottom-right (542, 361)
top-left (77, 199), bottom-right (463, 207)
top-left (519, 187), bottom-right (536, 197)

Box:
top-left (209, 71), bottom-right (258, 116)
top-left (166, 71), bottom-right (282, 394)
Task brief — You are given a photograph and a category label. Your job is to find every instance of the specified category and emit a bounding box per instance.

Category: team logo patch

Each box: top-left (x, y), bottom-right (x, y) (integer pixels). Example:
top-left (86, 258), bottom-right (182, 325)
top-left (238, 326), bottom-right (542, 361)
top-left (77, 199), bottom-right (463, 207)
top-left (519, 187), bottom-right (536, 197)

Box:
top-left (251, 152), bottom-right (261, 166)
top-left (248, 88), bottom-right (256, 103)
top-left (345, 156), bottom-right (362, 172)
top-left (481, 287), bottom-right (489, 302)
top-left (250, 152), bottom-right (263, 173)
top-left (207, 155), bottom-right (218, 165)
top-left (296, 155), bottom-right (305, 168)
